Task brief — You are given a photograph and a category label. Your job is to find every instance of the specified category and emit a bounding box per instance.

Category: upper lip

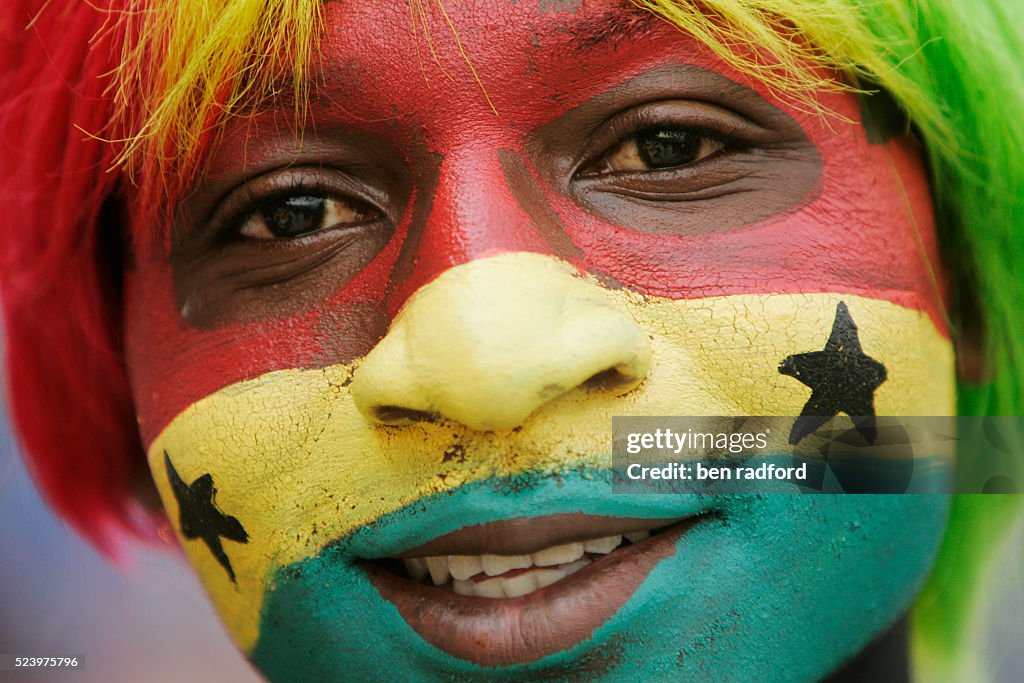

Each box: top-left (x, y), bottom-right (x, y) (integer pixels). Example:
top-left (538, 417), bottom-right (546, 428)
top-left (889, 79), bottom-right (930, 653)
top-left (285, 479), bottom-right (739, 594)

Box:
top-left (390, 513), bottom-right (680, 557)
top-left (335, 486), bottom-right (712, 560)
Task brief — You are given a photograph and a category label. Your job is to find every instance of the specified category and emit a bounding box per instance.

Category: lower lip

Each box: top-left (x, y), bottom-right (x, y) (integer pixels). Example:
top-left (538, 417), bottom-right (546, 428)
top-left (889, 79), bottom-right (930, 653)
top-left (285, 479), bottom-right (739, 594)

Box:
top-left (363, 515), bottom-right (705, 666)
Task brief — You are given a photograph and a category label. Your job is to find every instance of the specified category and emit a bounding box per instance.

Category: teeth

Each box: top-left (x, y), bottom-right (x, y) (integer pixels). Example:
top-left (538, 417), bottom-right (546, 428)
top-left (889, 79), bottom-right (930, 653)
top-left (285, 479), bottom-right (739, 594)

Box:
top-left (401, 530), bottom-right (641, 597)
top-left (449, 555), bottom-right (484, 581)
top-left (502, 572), bottom-right (539, 598)
top-left (482, 553), bottom-right (532, 576)
top-left (534, 568), bottom-right (567, 589)
top-left (451, 571), bottom-right (556, 599)
top-left (532, 542), bottom-right (584, 567)
top-left (562, 558), bottom-right (591, 576)
top-left (425, 556), bottom-right (450, 585)
top-left (443, 558), bottom-right (596, 599)
top-left (583, 534), bottom-right (622, 554)
top-left (472, 577), bottom-right (507, 598)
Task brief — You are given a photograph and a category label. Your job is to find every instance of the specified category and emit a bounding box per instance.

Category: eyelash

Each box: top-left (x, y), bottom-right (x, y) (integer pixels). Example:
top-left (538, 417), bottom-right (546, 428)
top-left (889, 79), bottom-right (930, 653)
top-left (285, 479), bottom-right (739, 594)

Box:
top-left (212, 105), bottom-right (755, 242)
top-left (218, 173), bottom-right (380, 243)
top-left (577, 104), bottom-right (751, 178)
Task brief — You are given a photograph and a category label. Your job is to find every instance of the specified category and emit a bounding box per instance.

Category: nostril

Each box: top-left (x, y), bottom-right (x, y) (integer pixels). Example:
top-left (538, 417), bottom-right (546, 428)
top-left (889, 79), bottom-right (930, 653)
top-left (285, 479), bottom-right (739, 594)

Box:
top-left (582, 367), bottom-right (640, 393)
top-left (373, 406), bottom-right (435, 425)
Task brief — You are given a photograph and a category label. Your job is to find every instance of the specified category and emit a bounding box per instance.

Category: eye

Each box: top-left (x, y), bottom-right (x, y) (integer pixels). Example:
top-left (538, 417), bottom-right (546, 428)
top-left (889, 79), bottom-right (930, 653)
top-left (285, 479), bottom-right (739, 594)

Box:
top-left (238, 194), bottom-right (374, 239)
top-left (536, 74), bottom-right (821, 238)
top-left (590, 126), bottom-right (726, 175)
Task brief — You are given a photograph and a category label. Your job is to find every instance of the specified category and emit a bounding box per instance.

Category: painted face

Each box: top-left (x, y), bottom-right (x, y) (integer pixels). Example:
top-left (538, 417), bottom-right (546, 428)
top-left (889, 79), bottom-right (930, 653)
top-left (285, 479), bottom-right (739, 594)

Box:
top-left (124, 1), bottom-right (956, 680)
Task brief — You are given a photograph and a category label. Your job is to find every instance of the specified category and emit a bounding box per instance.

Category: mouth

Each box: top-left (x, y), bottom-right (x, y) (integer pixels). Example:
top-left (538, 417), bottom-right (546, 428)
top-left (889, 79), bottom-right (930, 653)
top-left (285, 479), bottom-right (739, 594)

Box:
top-left (363, 513), bottom-right (707, 665)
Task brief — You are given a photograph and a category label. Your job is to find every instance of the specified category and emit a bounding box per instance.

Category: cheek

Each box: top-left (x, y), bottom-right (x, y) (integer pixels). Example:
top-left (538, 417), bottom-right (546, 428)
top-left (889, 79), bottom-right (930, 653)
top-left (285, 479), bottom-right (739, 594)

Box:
top-left (123, 209), bottom-right (416, 445)
top-left (586, 495), bottom-right (950, 681)
top-left (549, 108), bottom-right (945, 332)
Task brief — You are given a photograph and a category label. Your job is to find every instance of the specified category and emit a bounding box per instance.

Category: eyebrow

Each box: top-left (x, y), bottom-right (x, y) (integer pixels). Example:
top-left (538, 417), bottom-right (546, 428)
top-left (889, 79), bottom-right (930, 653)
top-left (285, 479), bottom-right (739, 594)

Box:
top-left (566, 5), bottom-right (665, 51)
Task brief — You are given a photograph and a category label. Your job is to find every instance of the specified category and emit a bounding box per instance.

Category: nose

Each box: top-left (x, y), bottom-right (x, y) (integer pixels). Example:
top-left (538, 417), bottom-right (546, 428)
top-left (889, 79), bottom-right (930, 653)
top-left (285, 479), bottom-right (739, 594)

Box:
top-left (351, 252), bottom-right (651, 431)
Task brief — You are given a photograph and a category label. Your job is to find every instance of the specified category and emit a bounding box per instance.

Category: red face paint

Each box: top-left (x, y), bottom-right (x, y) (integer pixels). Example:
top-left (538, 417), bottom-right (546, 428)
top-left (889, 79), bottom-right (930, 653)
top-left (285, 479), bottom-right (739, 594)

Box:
top-left (124, 0), bottom-right (944, 443)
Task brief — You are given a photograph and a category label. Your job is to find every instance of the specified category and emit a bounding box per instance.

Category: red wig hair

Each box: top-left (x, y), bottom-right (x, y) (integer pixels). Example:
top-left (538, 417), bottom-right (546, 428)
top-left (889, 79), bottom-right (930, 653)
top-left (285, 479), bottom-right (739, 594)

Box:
top-left (0, 1), bottom-right (151, 553)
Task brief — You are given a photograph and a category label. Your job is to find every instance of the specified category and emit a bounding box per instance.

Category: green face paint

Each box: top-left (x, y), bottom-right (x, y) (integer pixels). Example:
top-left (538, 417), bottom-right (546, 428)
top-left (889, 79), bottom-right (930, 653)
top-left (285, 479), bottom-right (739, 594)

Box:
top-left (252, 472), bottom-right (949, 681)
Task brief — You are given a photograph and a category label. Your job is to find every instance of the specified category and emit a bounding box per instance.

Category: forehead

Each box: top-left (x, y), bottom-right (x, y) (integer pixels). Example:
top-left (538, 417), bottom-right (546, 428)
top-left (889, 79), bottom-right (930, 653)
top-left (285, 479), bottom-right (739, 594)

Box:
top-left (311, 0), bottom-right (760, 128)
top-left (195, 0), bottom-right (827, 187)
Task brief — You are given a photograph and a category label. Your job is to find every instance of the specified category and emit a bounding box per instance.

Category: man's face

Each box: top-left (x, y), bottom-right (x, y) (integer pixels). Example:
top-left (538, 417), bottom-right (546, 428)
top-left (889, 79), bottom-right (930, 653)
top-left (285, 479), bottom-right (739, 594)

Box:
top-left (124, 1), bottom-right (955, 680)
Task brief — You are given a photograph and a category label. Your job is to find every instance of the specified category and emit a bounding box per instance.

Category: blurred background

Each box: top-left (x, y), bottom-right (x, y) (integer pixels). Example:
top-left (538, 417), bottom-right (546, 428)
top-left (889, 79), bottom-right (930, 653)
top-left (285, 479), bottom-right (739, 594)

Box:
top-left (0, 395), bottom-right (260, 683)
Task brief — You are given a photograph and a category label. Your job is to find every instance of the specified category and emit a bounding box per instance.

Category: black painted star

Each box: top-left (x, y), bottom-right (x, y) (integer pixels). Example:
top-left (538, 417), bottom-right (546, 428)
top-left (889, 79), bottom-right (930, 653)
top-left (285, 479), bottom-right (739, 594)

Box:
top-left (779, 302), bottom-right (887, 446)
top-left (165, 452), bottom-right (249, 583)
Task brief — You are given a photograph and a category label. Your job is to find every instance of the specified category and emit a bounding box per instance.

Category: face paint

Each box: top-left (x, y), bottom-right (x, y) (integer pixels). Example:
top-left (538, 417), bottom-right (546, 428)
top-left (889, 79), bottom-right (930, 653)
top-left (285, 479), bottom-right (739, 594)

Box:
top-left (124, 1), bottom-right (955, 680)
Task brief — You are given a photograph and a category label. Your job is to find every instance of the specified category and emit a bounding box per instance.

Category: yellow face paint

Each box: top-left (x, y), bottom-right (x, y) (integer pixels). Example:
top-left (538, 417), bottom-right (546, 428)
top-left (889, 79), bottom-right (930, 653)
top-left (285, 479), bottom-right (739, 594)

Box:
top-left (146, 252), bottom-right (955, 654)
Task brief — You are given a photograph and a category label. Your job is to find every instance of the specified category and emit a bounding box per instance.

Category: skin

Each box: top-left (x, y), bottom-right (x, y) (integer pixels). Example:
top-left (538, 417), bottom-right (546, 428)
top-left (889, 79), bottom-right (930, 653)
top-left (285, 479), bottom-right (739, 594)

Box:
top-left (123, 1), bottom-right (956, 680)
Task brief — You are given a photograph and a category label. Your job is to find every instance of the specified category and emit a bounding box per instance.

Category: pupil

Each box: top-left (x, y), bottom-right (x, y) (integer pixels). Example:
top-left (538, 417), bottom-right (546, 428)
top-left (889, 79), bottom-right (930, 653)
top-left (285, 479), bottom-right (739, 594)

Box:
top-left (636, 128), bottom-right (701, 169)
top-left (263, 195), bottom-right (326, 237)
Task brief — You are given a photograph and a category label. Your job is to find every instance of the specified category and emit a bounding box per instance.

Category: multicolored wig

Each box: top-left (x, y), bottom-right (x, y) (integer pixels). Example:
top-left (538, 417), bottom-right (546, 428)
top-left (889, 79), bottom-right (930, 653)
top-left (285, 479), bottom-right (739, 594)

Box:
top-left (1, 0), bottom-right (1021, 679)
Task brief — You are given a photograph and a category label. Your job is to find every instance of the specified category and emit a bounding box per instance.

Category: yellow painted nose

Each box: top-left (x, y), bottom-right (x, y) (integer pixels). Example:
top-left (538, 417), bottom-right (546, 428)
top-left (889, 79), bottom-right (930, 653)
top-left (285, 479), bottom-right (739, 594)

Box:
top-left (351, 252), bottom-right (652, 431)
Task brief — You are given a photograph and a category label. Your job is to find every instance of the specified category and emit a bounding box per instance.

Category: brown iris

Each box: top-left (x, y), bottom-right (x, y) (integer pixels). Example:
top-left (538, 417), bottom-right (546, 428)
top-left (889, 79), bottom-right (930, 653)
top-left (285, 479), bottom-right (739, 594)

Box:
top-left (239, 195), bottom-right (371, 239)
top-left (603, 127), bottom-right (725, 173)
